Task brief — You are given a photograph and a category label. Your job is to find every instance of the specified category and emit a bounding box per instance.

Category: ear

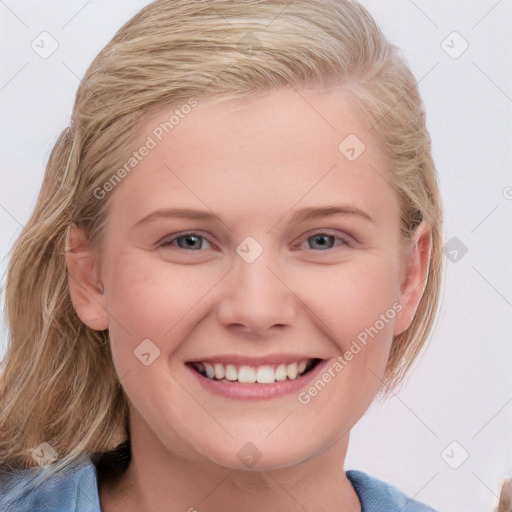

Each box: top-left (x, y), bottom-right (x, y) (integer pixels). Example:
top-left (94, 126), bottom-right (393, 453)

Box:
top-left (393, 220), bottom-right (432, 336)
top-left (64, 222), bottom-right (110, 331)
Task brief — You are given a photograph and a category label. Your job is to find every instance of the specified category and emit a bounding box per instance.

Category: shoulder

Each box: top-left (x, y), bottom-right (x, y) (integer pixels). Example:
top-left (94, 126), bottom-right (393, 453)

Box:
top-left (0, 458), bottom-right (101, 512)
top-left (346, 469), bottom-right (439, 512)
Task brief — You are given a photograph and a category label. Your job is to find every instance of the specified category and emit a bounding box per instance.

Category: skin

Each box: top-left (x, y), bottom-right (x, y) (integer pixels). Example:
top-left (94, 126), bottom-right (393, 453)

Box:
top-left (65, 84), bottom-right (431, 512)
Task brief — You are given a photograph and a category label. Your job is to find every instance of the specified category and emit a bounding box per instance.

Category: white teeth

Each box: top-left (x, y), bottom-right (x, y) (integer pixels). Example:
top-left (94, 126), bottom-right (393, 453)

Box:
top-left (286, 361), bottom-right (298, 380)
top-left (238, 366), bottom-right (256, 383)
top-left (204, 363), bottom-right (215, 379)
top-left (275, 364), bottom-right (287, 381)
top-left (224, 364), bottom-right (237, 381)
top-left (192, 359), bottom-right (315, 384)
top-left (256, 365), bottom-right (275, 384)
top-left (214, 363), bottom-right (225, 380)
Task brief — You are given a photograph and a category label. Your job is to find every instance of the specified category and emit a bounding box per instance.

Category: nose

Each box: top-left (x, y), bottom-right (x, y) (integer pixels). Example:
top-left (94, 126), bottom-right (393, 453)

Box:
top-left (216, 249), bottom-right (298, 337)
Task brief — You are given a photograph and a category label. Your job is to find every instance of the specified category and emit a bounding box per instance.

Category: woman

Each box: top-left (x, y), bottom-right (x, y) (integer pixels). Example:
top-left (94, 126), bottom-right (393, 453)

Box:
top-left (0, 1), bottom-right (443, 510)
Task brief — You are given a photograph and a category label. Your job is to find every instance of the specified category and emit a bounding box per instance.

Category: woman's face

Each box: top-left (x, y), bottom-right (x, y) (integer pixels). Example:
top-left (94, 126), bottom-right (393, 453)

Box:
top-left (69, 84), bottom-right (430, 470)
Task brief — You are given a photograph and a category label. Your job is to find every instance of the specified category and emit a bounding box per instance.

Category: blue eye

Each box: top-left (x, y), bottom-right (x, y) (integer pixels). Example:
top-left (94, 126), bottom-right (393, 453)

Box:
top-left (159, 232), bottom-right (212, 251)
top-left (301, 232), bottom-right (350, 251)
top-left (158, 230), bottom-right (351, 252)
top-left (306, 233), bottom-right (337, 250)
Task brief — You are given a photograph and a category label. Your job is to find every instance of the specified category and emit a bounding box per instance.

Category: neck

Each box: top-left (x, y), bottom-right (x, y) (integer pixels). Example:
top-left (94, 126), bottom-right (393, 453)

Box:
top-left (98, 412), bottom-right (361, 512)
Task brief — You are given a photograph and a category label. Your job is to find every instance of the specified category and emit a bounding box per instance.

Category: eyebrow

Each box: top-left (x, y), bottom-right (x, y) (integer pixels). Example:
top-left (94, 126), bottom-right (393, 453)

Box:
top-left (132, 204), bottom-right (374, 229)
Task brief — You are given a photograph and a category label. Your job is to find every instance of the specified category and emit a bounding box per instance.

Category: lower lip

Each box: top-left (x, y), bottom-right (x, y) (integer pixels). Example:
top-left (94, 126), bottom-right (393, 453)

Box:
top-left (185, 359), bottom-right (329, 400)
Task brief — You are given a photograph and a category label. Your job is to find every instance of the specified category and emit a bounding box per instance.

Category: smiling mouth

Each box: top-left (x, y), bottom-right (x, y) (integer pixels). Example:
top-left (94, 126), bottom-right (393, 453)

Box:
top-left (186, 358), bottom-right (322, 384)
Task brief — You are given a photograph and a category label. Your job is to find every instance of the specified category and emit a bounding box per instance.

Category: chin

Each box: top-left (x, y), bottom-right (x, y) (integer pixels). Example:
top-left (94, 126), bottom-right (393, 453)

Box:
top-left (198, 438), bottom-right (314, 471)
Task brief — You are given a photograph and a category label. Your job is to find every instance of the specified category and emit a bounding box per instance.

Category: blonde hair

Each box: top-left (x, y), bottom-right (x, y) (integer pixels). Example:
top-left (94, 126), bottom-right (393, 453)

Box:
top-left (0, 0), bottom-right (443, 490)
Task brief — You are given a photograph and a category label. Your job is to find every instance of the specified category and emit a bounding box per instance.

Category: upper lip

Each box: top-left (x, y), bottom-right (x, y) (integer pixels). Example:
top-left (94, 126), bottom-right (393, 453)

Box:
top-left (186, 354), bottom-right (323, 366)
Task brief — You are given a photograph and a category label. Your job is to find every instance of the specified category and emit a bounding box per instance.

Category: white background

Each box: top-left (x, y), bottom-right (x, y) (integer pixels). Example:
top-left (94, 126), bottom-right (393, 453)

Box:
top-left (0, 1), bottom-right (511, 511)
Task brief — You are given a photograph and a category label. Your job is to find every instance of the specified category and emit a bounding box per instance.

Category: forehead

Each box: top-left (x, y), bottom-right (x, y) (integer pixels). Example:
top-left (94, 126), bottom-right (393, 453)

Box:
top-left (107, 85), bottom-right (397, 228)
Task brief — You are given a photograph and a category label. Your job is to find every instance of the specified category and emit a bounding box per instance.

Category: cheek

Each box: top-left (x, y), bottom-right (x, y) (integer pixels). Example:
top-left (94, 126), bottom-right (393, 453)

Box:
top-left (297, 258), bottom-right (400, 409)
top-left (296, 255), bottom-right (401, 348)
top-left (103, 251), bottom-right (219, 372)
top-left (106, 251), bottom-right (214, 328)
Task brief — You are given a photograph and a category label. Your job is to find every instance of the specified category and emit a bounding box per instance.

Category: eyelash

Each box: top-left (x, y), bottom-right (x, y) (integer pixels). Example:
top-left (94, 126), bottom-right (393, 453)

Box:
top-left (157, 230), bottom-right (353, 252)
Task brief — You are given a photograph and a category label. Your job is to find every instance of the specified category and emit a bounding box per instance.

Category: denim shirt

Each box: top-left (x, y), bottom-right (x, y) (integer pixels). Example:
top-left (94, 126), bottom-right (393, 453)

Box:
top-left (1, 458), bottom-right (439, 512)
